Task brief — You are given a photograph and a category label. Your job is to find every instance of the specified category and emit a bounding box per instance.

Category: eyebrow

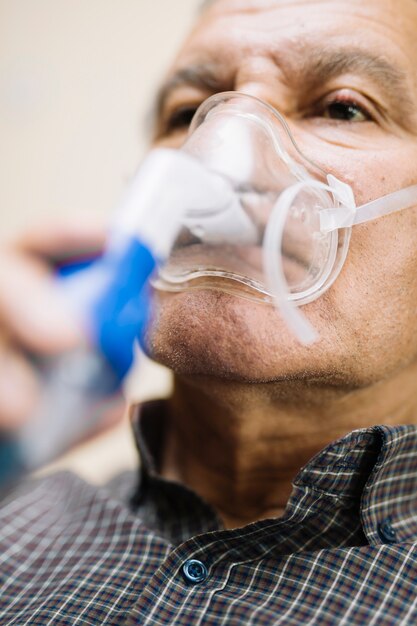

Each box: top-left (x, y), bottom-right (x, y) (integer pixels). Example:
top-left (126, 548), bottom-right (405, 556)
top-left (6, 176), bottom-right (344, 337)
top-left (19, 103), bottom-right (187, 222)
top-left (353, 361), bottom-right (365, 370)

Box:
top-left (155, 45), bottom-right (416, 127)
top-left (154, 64), bottom-right (228, 120)
top-left (285, 45), bottom-right (411, 96)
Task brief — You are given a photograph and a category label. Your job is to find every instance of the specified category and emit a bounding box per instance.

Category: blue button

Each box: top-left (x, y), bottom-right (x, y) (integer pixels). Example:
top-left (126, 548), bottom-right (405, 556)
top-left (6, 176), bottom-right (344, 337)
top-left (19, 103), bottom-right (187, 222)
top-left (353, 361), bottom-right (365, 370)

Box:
top-left (182, 559), bottom-right (208, 584)
top-left (378, 519), bottom-right (397, 544)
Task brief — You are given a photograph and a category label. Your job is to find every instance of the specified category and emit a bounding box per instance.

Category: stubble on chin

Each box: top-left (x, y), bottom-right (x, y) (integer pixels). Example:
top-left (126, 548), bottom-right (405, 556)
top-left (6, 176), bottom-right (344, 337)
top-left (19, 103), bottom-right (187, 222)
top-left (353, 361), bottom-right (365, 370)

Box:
top-left (144, 289), bottom-right (342, 385)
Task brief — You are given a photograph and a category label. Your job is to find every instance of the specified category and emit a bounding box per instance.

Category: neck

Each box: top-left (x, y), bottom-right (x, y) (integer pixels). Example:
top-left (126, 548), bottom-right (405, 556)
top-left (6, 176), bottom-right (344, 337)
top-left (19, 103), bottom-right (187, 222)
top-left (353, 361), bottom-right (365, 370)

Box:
top-left (160, 361), bottom-right (417, 529)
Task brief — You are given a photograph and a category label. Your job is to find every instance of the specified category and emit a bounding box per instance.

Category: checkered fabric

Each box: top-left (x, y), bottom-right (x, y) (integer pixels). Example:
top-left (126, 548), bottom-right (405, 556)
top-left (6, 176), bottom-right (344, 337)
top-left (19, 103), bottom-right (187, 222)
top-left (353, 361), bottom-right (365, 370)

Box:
top-left (1, 399), bottom-right (417, 625)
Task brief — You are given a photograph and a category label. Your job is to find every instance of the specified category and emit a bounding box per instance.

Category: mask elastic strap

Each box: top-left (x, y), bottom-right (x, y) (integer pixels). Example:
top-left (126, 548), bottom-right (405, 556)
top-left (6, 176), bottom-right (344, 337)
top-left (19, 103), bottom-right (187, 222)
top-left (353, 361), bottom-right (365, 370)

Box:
top-left (352, 184), bottom-right (417, 226)
top-left (320, 180), bottom-right (417, 232)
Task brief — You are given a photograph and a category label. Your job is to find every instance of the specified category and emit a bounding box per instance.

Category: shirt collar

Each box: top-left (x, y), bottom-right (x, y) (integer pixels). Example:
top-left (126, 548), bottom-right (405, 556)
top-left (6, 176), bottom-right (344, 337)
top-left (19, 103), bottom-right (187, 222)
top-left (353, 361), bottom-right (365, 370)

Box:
top-left (130, 401), bottom-right (417, 543)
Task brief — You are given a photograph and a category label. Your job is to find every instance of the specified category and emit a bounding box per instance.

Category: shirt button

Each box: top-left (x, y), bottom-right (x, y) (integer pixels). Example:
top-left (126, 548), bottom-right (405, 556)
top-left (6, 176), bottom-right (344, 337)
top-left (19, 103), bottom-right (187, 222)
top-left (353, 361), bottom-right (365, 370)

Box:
top-left (182, 559), bottom-right (208, 584)
top-left (378, 519), bottom-right (397, 544)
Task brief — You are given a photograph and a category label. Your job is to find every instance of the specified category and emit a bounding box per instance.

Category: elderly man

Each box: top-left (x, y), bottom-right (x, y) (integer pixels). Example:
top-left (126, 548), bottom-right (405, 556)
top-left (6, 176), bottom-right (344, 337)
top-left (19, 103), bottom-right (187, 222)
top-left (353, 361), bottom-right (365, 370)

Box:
top-left (0, 0), bottom-right (416, 624)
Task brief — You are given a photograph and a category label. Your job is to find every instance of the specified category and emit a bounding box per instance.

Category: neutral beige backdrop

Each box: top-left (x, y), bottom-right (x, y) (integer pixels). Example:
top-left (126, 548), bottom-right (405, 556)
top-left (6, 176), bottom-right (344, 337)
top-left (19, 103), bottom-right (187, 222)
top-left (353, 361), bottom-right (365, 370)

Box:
top-left (0, 0), bottom-right (201, 482)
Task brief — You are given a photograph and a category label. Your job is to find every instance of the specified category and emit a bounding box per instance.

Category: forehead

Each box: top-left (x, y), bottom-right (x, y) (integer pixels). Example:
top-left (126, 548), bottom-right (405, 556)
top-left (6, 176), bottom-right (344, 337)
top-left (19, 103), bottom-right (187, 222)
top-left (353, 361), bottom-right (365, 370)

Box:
top-left (203, 0), bottom-right (414, 18)
top-left (181, 0), bottom-right (417, 72)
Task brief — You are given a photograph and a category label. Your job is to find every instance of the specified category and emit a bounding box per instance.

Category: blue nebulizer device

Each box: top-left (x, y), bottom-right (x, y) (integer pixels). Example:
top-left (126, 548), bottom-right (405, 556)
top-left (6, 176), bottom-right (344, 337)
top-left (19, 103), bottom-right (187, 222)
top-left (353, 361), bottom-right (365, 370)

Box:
top-left (0, 147), bottom-right (235, 489)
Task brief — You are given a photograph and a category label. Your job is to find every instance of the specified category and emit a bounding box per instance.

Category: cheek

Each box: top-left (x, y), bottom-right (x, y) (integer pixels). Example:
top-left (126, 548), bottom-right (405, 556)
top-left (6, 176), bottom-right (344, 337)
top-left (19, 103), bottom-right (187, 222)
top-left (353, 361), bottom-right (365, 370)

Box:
top-left (328, 211), bottom-right (417, 374)
top-left (343, 154), bottom-right (417, 204)
top-left (304, 141), bottom-right (417, 373)
top-left (306, 139), bottom-right (417, 204)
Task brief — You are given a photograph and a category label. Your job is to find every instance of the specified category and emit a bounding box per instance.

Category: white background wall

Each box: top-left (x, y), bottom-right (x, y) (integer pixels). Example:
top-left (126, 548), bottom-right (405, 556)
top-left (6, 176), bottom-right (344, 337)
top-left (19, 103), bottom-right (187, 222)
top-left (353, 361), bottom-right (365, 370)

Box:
top-left (0, 0), bottom-right (201, 481)
top-left (0, 0), bottom-right (200, 234)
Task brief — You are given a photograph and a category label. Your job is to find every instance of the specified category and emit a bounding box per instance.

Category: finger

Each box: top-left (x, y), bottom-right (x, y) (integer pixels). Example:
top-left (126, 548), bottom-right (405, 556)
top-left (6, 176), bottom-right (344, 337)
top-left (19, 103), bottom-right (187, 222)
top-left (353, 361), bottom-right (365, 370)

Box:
top-left (0, 345), bottom-right (40, 431)
top-left (8, 213), bottom-right (108, 262)
top-left (0, 253), bottom-right (82, 355)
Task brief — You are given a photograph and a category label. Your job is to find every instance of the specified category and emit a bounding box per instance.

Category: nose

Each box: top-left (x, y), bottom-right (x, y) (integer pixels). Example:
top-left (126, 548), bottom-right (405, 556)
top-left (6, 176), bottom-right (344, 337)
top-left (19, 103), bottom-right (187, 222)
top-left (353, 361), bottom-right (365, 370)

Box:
top-left (233, 56), bottom-right (292, 119)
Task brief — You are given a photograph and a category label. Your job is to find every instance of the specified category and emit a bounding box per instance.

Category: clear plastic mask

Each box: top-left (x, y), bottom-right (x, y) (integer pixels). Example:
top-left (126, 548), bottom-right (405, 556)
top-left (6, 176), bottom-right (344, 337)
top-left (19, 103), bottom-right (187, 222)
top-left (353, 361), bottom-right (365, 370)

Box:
top-left (152, 92), bottom-right (417, 343)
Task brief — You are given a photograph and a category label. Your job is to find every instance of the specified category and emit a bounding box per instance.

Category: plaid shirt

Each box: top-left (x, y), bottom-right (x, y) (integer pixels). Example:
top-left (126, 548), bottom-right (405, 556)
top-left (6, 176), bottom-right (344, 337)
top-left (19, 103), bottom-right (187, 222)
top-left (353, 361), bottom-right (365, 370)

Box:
top-left (1, 399), bottom-right (417, 625)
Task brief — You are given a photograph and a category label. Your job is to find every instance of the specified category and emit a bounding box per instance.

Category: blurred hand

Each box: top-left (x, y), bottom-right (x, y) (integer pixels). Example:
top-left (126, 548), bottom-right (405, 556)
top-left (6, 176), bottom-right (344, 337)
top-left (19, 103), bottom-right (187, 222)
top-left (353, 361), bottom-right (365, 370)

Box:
top-left (0, 216), bottom-right (107, 432)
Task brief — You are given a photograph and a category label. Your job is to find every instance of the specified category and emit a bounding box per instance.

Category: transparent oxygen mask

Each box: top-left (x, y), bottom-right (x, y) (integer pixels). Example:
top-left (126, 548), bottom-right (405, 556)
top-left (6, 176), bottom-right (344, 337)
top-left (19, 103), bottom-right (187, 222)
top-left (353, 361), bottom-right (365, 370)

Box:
top-left (153, 92), bottom-right (351, 342)
top-left (152, 92), bottom-right (417, 343)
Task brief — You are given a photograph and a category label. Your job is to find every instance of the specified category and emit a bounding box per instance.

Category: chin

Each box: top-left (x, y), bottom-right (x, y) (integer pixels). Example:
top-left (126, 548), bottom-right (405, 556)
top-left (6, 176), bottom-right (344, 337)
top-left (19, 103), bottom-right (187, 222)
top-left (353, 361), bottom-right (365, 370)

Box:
top-left (142, 286), bottom-right (348, 385)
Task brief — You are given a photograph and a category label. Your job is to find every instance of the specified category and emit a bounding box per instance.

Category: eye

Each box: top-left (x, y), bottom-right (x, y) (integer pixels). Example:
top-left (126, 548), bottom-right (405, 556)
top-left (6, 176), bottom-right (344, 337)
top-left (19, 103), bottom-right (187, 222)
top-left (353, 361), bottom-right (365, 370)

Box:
top-left (314, 90), bottom-right (374, 123)
top-left (324, 100), bottom-right (369, 122)
top-left (163, 105), bottom-right (199, 134)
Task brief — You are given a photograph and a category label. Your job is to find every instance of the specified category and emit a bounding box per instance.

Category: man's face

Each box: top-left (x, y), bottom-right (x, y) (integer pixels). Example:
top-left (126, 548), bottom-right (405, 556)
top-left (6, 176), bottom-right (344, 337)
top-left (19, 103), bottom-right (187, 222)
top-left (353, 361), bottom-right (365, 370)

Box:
top-left (145, 0), bottom-right (417, 388)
